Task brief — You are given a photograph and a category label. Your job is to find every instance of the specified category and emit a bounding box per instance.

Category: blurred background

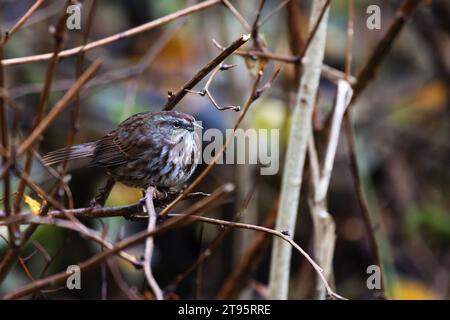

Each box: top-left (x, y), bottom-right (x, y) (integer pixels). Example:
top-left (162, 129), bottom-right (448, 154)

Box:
top-left (0, 0), bottom-right (449, 299)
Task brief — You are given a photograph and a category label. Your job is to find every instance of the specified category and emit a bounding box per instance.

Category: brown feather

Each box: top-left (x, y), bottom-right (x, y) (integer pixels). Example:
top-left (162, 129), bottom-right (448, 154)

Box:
top-left (92, 113), bottom-right (154, 167)
top-left (42, 142), bottom-right (95, 166)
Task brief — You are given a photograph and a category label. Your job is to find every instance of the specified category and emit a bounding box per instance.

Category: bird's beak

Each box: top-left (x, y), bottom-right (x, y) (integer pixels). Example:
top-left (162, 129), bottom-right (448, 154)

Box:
top-left (193, 122), bottom-right (203, 129)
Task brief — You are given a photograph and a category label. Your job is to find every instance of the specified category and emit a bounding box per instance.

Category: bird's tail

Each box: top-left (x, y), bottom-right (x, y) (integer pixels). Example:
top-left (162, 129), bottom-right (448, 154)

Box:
top-left (42, 142), bottom-right (96, 166)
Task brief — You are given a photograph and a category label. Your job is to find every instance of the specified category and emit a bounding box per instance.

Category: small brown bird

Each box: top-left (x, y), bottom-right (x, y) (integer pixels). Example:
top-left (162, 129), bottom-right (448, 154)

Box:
top-left (43, 111), bottom-right (202, 190)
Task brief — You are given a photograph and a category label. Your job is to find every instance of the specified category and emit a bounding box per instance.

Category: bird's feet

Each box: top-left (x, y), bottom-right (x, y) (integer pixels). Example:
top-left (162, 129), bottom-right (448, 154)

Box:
top-left (89, 178), bottom-right (116, 209)
top-left (88, 195), bottom-right (104, 210)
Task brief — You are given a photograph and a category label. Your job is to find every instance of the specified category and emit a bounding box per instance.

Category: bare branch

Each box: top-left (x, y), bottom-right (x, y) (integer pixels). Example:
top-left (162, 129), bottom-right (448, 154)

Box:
top-left (0, 5), bottom-right (73, 283)
top-left (2, 184), bottom-right (234, 299)
top-left (221, 0), bottom-right (252, 32)
top-left (163, 34), bottom-right (250, 110)
top-left (185, 62), bottom-right (240, 111)
top-left (0, 192), bottom-right (211, 223)
top-left (168, 213), bottom-right (347, 300)
top-left (0, 0), bottom-right (45, 47)
top-left (1, 0), bottom-right (223, 67)
top-left (212, 39), bottom-right (356, 84)
top-left (258, 0), bottom-right (292, 28)
top-left (0, 28), bottom-right (12, 238)
top-left (143, 187), bottom-right (163, 300)
top-left (269, 0), bottom-right (331, 300)
top-left (17, 59), bottom-right (102, 156)
top-left (158, 66), bottom-right (272, 218)
top-left (307, 80), bottom-right (353, 299)
top-left (14, 215), bottom-right (142, 268)
top-left (351, 0), bottom-right (421, 103)
top-left (217, 205), bottom-right (277, 299)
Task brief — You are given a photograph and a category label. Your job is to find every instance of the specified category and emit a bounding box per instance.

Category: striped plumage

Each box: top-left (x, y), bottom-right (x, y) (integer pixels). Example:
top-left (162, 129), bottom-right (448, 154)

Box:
top-left (43, 111), bottom-right (201, 190)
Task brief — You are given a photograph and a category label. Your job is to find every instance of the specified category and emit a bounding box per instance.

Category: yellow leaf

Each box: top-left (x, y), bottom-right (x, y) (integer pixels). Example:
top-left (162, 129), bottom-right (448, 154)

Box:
top-left (391, 277), bottom-right (440, 300)
top-left (106, 182), bottom-right (142, 206)
top-left (24, 194), bottom-right (42, 215)
top-left (410, 81), bottom-right (448, 112)
top-left (391, 81), bottom-right (448, 125)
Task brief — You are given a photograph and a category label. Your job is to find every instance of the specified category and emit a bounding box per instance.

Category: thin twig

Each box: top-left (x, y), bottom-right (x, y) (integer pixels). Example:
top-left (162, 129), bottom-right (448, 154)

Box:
top-left (251, 0), bottom-right (267, 46)
top-left (213, 40), bottom-right (356, 85)
top-left (32, 240), bottom-right (51, 263)
top-left (18, 257), bottom-right (35, 282)
top-left (217, 204), bottom-right (278, 299)
top-left (12, 0), bottom-right (71, 217)
top-left (307, 80), bottom-right (353, 299)
top-left (0, 28), bottom-right (12, 238)
top-left (342, 0), bottom-right (422, 299)
top-left (221, 0), bottom-right (252, 32)
top-left (0, 192), bottom-right (211, 223)
top-left (351, 0), bottom-right (421, 104)
top-left (58, 0), bottom-right (99, 197)
top-left (344, 0), bottom-right (354, 79)
top-left (167, 181), bottom-right (257, 292)
top-left (3, 184), bottom-right (234, 299)
top-left (106, 258), bottom-right (143, 300)
top-left (14, 163), bottom-right (142, 269)
top-left (0, 0), bottom-right (46, 47)
top-left (0, 4), bottom-right (72, 283)
top-left (163, 34), bottom-right (250, 110)
top-left (3, 2), bottom-right (61, 32)
top-left (20, 249), bottom-right (38, 262)
top-left (158, 67), bottom-right (278, 218)
top-left (1, 0), bottom-right (223, 67)
top-left (2, 183), bottom-right (346, 300)
top-left (122, 22), bottom-right (185, 119)
top-left (258, 0), bottom-right (292, 28)
top-left (32, 148), bottom-right (74, 209)
top-left (286, 0), bottom-right (304, 80)
top-left (17, 59), bottom-right (102, 156)
top-left (185, 62), bottom-right (240, 111)
top-left (315, 81), bottom-right (353, 203)
top-left (0, 58), bottom-right (99, 281)
top-left (169, 214), bottom-right (346, 300)
top-left (343, 115), bottom-right (387, 299)
top-left (143, 186), bottom-right (163, 300)
top-left (14, 215), bottom-right (142, 268)
top-left (299, 0), bottom-right (332, 58)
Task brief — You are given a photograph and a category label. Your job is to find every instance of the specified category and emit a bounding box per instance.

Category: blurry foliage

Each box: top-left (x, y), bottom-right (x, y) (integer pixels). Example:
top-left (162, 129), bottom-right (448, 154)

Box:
top-left (391, 277), bottom-right (440, 300)
top-left (391, 81), bottom-right (448, 125)
top-left (405, 206), bottom-right (450, 244)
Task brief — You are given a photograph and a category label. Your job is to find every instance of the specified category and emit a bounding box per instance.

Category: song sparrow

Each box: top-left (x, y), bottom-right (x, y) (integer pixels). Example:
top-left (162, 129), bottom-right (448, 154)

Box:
top-left (43, 111), bottom-right (202, 190)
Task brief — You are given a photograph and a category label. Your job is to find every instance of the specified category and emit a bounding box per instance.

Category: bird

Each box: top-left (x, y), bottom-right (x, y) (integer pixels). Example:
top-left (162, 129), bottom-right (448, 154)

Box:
top-left (42, 110), bottom-right (202, 191)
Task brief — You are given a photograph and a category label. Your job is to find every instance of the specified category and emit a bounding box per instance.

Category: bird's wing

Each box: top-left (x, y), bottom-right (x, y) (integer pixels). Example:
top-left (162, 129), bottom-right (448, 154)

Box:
top-left (92, 113), bottom-right (155, 167)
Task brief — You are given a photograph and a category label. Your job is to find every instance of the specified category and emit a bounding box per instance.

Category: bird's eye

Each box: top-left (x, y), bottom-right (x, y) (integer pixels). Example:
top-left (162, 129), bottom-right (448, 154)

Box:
top-left (174, 120), bottom-right (181, 128)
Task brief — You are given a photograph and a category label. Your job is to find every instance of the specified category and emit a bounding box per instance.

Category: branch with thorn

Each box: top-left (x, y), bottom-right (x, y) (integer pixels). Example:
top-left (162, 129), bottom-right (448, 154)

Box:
top-left (185, 61), bottom-right (240, 111)
top-left (163, 34), bottom-right (250, 110)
